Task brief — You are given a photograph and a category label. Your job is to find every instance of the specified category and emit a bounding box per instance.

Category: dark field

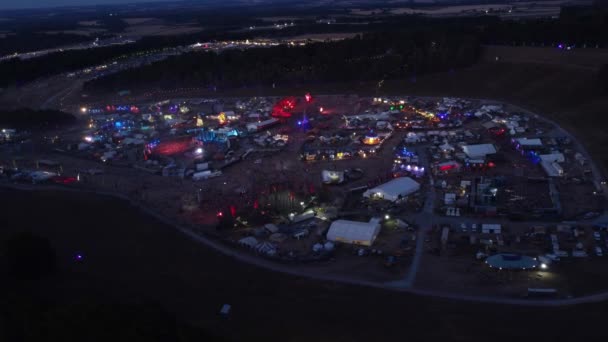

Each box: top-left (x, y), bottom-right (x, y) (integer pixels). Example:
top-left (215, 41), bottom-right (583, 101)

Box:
top-left (1, 188), bottom-right (608, 341)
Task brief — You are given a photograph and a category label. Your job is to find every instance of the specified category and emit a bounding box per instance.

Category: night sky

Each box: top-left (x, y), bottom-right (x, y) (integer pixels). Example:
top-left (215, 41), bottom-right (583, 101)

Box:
top-left (0, 0), bottom-right (177, 10)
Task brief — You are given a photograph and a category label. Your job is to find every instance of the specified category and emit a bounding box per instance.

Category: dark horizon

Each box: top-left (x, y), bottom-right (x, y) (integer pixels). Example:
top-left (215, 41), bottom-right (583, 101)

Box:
top-left (0, 0), bottom-right (180, 11)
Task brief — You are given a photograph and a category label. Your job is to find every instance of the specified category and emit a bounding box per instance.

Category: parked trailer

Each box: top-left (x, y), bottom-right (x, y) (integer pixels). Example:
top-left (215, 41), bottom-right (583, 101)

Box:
top-left (192, 170), bottom-right (212, 181)
top-left (195, 162), bottom-right (210, 171)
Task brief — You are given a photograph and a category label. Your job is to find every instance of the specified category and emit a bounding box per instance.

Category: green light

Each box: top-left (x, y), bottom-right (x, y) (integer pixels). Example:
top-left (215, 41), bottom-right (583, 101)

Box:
top-left (390, 106), bottom-right (394, 110)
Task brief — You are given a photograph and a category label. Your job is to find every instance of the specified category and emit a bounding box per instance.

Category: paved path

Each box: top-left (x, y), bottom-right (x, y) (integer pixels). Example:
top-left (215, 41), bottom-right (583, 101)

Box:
top-left (392, 147), bottom-right (436, 288)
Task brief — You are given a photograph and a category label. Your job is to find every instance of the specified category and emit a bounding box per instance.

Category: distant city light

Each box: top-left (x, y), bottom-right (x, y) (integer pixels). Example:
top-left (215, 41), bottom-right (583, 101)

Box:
top-left (195, 147), bottom-right (203, 155)
top-left (540, 263), bottom-right (547, 269)
top-left (80, 107), bottom-right (88, 113)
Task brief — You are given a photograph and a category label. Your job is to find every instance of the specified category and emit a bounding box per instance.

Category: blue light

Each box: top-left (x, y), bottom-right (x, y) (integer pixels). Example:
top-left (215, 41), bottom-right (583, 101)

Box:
top-left (115, 122), bottom-right (122, 128)
top-left (527, 150), bottom-right (541, 164)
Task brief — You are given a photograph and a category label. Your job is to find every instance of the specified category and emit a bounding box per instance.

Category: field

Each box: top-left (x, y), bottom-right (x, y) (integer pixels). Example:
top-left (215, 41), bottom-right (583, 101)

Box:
top-left (3, 188), bottom-right (608, 341)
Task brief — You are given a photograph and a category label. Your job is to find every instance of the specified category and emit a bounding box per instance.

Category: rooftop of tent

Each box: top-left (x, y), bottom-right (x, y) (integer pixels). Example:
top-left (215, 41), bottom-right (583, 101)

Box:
top-left (485, 253), bottom-right (538, 270)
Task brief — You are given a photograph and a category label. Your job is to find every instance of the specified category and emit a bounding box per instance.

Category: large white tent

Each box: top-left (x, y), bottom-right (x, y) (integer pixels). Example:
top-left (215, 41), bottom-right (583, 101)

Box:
top-left (462, 144), bottom-right (497, 159)
top-left (326, 219), bottom-right (381, 246)
top-left (363, 177), bottom-right (420, 202)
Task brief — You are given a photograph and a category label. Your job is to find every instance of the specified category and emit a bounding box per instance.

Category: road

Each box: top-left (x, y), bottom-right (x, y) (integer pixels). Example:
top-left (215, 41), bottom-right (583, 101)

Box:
top-left (392, 147), bottom-right (436, 288)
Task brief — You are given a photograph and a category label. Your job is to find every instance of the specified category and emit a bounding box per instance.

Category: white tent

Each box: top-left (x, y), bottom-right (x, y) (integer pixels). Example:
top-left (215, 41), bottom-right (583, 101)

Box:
top-left (264, 223), bottom-right (279, 234)
top-left (326, 219), bottom-right (381, 246)
top-left (515, 138), bottom-right (543, 147)
top-left (363, 177), bottom-right (420, 202)
top-left (462, 144), bottom-right (496, 159)
top-left (481, 224), bottom-right (502, 234)
top-left (538, 153), bottom-right (565, 177)
top-left (540, 153), bottom-right (565, 163)
top-left (439, 142), bottom-right (455, 152)
top-left (255, 242), bottom-right (276, 256)
top-left (541, 161), bottom-right (564, 177)
top-left (444, 193), bottom-right (456, 205)
top-left (238, 236), bottom-right (258, 248)
top-left (322, 170), bottom-right (345, 184)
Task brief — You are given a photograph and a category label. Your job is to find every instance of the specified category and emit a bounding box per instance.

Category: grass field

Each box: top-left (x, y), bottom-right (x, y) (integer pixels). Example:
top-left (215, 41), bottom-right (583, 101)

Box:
top-left (2, 189), bottom-right (608, 341)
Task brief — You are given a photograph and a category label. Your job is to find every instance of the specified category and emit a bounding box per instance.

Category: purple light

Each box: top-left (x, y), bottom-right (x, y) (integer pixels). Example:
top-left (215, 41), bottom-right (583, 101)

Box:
top-left (558, 44), bottom-right (564, 49)
top-left (75, 254), bottom-right (83, 261)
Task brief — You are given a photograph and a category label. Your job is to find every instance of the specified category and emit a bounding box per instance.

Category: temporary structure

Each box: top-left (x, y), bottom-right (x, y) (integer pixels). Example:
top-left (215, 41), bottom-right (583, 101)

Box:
top-left (515, 138), bottom-right (543, 147)
top-left (462, 144), bottom-right (496, 159)
top-left (481, 224), bottom-right (502, 234)
top-left (326, 219), bottom-right (381, 246)
top-left (363, 177), bottom-right (420, 202)
top-left (322, 170), bottom-right (345, 184)
top-left (238, 236), bottom-right (258, 248)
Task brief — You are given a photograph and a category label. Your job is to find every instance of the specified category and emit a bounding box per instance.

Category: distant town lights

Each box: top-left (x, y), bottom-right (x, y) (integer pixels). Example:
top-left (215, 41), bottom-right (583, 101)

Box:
top-left (80, 107), bottom-right (88, 113)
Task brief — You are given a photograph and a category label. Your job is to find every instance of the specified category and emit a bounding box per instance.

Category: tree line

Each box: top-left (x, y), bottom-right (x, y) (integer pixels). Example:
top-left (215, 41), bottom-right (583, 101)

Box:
top-left (84, 31), bottom-right (481, 92)
top-left (2, 8), bottom-right (607, 89)
top-left (0, 108), bottom-right (76, 129)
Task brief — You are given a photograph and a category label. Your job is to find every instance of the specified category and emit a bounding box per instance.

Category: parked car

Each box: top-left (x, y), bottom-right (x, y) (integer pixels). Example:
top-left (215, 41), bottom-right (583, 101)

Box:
top-left (471, 224), bottom-right (478, 233)
top-left (594, 231), bottom-right (601, 241)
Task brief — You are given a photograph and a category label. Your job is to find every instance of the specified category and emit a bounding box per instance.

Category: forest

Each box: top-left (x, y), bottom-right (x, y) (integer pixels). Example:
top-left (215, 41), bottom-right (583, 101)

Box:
top-left (1, 7), bottom-right (607, 89)
top-left (0, 108), bottom-right (76, 129)
top-left (84, 30), bottom-right (481, 92)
